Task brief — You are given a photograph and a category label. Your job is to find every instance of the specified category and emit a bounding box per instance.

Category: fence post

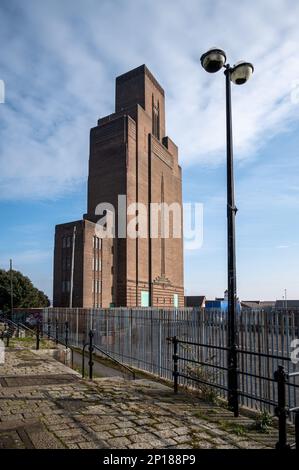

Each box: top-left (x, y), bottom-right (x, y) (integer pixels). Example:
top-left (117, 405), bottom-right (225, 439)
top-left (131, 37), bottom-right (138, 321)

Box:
top-left (6, 332), bottom-right (10, 347)
top-left (295, 410), bottom-right (299, 451)
top-left (88, 330), bottom-right (94, 380)
top-left (228, 342), bottom-right (239, 417)
top-left (47, 318), bottom-right (51, 340)
top-left (36, 320), bottom-right (40, 351)
top-left (173, 336), bottom-right (179, 394)
top-left (65, 321), bottom-right (69, 349)
top-left (55, 318), bottom-right (58, 345)
top-left (274, 366), bottom-right (290, 450)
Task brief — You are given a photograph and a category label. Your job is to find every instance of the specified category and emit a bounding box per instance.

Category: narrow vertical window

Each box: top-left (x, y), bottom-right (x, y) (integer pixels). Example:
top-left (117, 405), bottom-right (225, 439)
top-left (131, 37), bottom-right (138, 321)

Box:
top-left (152, 95), bottom-right (160, 140)
top-left (157, 100), bottom-right (160, 140)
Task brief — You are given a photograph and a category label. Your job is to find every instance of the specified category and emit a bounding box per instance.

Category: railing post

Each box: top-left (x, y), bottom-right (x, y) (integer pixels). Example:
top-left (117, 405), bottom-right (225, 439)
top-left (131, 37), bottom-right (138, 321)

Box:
top-left (173, 336), bottom-right (179, 394)
top-left (88, 330), bottom-right (94, 380)
top-left (228, 342), bottom-right (239, 417)
top-left (17, 322), bottom-right (20, 338)
top-left (6, 332), bottom-right (10, 347)
top-left (36, 320), bottom-right (40, 351)
top-left (55, 318), bottom-right (58, 345)
top-left (274, 365), bottom-right (290, 450)
top-left (295, 410), bottom-right (299, 451)
top-left (65, 321), bottom-right (69, 349)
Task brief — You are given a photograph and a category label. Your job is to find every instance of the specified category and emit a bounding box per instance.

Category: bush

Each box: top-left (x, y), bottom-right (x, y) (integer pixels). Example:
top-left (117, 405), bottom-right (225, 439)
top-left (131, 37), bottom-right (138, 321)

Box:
top-left (0, 269), bottom-right (50, 313)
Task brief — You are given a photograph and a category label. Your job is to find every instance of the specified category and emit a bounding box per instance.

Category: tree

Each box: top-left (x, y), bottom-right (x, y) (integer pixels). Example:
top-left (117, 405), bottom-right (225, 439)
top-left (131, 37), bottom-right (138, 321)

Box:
top-left (0, 269), bottom-right (50, 314)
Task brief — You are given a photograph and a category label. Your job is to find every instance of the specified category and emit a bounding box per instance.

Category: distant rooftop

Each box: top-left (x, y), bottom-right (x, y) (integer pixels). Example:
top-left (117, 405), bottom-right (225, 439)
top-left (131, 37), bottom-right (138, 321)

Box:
top-left (275, 300), bottom-right (299, 308)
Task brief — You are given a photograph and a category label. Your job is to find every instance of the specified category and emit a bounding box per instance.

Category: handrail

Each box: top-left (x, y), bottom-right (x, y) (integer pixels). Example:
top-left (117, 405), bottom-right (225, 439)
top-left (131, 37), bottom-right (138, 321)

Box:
top-left (1, 318), bottom-right (17, 330)
top-left (1, 318), bottom-right (35, 336)
top-left (1, 317), bottom-right (73, 364)
top-left (167, 336), bottom-right (291, 362)
top-left (168, 335), bottom-right (299, 450)
top-left (93, 344), bottom-right (136, 380)
top-left (288, 371), bottom-right (299, 378)
top-left (17, 321), bottom-right (37, 336)
top-left (45, 328), bottom-right (72, 350)
top-left (81, 340), bottom-right (135, 380)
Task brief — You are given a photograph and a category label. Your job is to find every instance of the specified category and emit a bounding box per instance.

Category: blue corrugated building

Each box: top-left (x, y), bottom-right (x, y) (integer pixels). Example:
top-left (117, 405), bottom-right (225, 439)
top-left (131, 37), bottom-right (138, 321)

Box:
top-left (205, 290), bottom-right (241, 312)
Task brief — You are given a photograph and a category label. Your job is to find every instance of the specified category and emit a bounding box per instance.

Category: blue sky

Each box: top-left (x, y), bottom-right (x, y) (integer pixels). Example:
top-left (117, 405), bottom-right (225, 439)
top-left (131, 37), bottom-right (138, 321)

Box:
top-left (0, 0), bottom-right (299, 301)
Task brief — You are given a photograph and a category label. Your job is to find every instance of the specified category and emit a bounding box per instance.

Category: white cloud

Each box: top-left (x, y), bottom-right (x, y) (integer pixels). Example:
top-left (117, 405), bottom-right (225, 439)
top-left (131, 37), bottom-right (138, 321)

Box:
top-left (1, 0), bottom-right (299, 199)
top-left (0, 249), bottom-right (51, 266)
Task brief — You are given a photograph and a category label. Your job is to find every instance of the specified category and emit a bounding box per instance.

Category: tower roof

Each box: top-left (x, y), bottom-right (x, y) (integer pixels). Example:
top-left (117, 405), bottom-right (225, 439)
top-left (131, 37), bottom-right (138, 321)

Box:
top-left (116, 64), bottom-right (164, 96)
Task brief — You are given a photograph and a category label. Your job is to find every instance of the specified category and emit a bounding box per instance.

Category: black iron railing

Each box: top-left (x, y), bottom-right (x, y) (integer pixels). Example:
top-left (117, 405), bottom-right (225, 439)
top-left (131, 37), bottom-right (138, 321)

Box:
top-left (0, 317), bottom-right (73, 365)
top-left (0, 315), bottom-right (135, 381)
top-left (274, 368), bottom-right (299, 449)
top-left (81, 329), bottom-right (136, 380)
top-left (167, 336), bottom-right (299, 450)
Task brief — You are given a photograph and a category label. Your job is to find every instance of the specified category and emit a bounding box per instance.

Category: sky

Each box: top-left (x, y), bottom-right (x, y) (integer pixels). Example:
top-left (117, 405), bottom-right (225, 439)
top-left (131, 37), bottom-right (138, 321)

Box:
top-left (0, 0), bottom-right (299, 302)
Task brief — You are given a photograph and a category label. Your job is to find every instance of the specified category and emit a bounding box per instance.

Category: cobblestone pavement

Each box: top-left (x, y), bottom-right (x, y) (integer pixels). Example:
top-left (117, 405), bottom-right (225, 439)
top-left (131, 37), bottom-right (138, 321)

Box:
top-left (0, 348), bottom-right (280, 449)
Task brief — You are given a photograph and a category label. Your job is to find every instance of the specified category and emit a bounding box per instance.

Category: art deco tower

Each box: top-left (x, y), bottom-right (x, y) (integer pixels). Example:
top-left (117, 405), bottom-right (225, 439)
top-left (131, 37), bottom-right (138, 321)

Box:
top-left (53, 65), bottom-right (184, 308)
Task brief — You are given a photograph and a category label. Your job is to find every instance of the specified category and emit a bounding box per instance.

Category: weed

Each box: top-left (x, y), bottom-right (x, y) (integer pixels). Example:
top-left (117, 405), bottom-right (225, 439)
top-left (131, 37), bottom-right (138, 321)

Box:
top-left (254, 410), bottom-right (273, 433)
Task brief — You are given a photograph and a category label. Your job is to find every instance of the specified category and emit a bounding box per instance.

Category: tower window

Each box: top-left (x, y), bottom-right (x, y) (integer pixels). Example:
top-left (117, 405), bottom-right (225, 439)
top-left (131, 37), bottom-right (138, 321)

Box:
top-left (152, 95), bottom-right (160, 140)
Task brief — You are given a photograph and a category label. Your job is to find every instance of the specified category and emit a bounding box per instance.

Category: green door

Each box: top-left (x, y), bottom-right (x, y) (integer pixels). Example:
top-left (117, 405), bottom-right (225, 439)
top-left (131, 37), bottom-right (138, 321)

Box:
top-left (141, 291), bottom-right (149, 307)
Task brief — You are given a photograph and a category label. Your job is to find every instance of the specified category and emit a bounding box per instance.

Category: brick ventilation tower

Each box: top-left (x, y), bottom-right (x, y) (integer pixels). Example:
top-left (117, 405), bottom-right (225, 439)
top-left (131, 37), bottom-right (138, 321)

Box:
top-left (53, 65), bottom-right (184, 308)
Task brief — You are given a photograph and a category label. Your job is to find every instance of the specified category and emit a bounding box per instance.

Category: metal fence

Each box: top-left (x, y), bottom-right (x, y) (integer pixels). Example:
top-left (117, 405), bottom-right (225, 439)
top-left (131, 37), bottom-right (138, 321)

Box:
top-left (40, 307), bottom-right (299, 416)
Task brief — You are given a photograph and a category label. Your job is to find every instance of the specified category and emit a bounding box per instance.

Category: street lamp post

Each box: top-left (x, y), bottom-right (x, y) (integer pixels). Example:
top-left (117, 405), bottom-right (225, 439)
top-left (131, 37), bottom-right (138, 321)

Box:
top-left (10, 259), bottom-right (13, 320)
top-left (200, 48), bottom-right (254, 417)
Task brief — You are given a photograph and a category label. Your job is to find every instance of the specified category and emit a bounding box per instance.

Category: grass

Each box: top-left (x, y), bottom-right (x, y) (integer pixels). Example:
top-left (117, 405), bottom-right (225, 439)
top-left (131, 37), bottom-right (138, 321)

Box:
top-left (9, 335), bottom-right (57, 350)
top-left (218, 420), bottom-right (248, 436)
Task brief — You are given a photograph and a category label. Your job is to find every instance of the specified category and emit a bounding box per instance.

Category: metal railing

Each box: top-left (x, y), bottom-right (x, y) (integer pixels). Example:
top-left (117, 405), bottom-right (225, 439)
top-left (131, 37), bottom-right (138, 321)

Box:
top-left (0, 315), bottom-right (73, 360)
top-left (81, 329), bottom-right (136, 380)
top-left (3, 308), bottom-right (299, 448)
top-left (10, 307), bottom-right (298, 416)
top-left (167, 336), bottom-right (299, 449)
top-left (1, 313), bottom-right (135, 381)
top-left (274, 367), bottom-right (299, 449)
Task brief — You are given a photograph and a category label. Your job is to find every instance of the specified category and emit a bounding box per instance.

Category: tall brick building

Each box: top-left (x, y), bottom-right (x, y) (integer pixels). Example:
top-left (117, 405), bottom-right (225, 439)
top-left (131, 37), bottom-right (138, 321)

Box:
top-left (53, 65), bottom-right (184, 308)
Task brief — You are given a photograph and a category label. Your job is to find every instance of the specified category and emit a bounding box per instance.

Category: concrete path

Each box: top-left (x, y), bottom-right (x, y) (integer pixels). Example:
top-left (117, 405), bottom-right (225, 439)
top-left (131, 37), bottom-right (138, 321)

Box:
top-left (72, 350), bottom-right (136, 380)
top-left (0, 347), bottom-right (282, 449)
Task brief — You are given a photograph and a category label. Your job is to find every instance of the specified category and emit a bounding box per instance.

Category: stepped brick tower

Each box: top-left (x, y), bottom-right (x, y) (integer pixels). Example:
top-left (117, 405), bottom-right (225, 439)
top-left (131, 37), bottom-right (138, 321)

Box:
top-left (53, 65), bottom-right (184, 308)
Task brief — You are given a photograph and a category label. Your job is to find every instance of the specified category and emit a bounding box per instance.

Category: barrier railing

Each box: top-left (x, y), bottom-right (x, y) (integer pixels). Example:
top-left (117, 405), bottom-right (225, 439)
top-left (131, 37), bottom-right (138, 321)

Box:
top-left (167, 336), bottom-right (299, 450)
top-left (81, 329), bottom-right (136, 380)
top-left (274, 368), bottom-right (299, 449)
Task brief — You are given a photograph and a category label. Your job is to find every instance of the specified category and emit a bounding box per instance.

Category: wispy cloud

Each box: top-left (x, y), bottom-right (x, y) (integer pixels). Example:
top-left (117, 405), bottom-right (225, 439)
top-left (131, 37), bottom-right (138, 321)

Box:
top-left (0, 249), bottom-right (51, 266)
top-left (0, 0), bottom-right (299, 200)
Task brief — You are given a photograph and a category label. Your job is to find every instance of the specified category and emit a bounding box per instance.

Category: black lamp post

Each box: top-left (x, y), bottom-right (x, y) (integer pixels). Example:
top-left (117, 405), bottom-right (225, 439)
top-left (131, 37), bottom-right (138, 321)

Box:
top-left (200, 48), bottom-right (254, 417)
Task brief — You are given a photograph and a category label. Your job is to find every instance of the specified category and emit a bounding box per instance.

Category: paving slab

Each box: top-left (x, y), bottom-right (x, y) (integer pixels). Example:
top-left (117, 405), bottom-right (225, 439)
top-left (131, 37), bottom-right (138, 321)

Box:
top-left (0, 347), bottom-right (285, 449)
